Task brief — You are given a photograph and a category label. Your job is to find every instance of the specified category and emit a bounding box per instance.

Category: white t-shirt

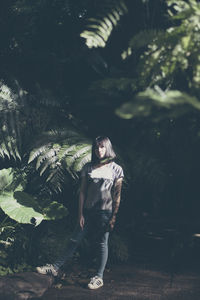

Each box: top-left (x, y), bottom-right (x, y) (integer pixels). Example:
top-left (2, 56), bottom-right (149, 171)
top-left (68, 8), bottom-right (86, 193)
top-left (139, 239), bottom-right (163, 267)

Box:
top-left (81, 161), bottom-right (124, 211)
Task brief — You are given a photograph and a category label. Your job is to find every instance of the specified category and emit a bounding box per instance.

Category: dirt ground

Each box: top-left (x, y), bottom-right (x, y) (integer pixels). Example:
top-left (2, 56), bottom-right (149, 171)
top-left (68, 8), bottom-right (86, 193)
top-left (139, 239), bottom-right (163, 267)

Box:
top-left (1, 261), bottom-right (200, 300)
top-left (40, 263), bottom-right (200, 300)
top-left (1, 217), bottom-right (200, 300)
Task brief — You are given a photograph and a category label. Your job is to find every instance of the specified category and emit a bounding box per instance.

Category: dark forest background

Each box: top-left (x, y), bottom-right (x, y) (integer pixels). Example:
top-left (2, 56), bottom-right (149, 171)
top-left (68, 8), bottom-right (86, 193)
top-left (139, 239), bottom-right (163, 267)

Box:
top-left (0, 0), bottom-right (200, 275)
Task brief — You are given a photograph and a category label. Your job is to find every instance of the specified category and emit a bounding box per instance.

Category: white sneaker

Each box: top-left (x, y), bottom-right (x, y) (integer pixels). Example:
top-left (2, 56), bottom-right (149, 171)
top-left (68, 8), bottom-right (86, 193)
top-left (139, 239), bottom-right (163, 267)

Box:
top-left (36, 264), bottom-right (58, 277)
top-left (88, 276), bottom-right (104, 289)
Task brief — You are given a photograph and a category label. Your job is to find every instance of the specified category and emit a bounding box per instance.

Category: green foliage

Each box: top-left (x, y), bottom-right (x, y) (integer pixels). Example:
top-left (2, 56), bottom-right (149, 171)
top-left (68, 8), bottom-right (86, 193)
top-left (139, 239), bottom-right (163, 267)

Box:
top-left (81, 0), bottom-right (200, 121)
top-left (116, 87), bottom-right (200, 121)
top-left (0, 79), bottom-right (92, 225)
top-left (0, 81), bottom-right (59, 163)
top-left (0, 168), bottom-right (68, 225)
top-left (0, 214), bottom-right (20, 274)
top-left (80, 0), bottom-right (128, 48)
top-left (1, 0), bottom-right (199, 275)
top-left (28, 128), bottom-right (91, 192)
top-left (0, 266), bottom-right (14, 276)
top-left (0, 212), bottom-right (37, 275)
top-left (121, 29), bottom-right (163, 60)
top-left (0, 220), bottom-right (16, 251)
top-left (0, 192), bottom-right (43, 226)
top-left (124, 0), bottom-right (200, 92)
top-left (0, 82), bottom-right (24, 161)
top-left (0, 168), bottom-right (20, 192)
top-left (88, 77), bottom-right (137, 99)
top-left (42, 201), bottom-right (68, 221)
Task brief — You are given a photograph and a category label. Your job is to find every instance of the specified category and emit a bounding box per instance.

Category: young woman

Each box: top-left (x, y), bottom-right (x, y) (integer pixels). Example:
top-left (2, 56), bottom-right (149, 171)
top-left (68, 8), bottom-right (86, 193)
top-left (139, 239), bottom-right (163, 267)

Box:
top-left (36, 136), bottom-right (124, 290)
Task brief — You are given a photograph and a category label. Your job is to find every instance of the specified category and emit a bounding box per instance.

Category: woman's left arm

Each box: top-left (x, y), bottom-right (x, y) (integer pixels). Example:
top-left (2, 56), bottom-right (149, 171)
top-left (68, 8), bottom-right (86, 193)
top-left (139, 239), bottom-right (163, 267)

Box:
top-left (109, 178), bottom-right (123, 231)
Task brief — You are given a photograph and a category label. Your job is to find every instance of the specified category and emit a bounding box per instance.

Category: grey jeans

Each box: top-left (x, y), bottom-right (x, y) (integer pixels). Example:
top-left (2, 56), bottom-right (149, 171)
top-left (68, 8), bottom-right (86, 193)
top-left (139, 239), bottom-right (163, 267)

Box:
top-left (53, 209), bottom-right (112, 279)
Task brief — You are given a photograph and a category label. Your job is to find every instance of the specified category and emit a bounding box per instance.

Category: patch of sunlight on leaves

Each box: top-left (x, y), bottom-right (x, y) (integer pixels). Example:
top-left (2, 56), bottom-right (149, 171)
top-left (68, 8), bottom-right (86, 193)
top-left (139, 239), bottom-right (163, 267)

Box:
top-left (80, 1), bottom-right (128, 49)
top-left (0, 266), bottom-right (14, 276)
top-left (42, 201), bottom-right (68, 221)
top-left (116, 87), bottom-right (200, 119)
top-left (181, 36), bottom-right (191, 49)
top-left (0, 84), bottom-right (12, 102)
top-left (0, 168), bottom-right (23, 193)
top-left (121, 30), bottom-right (163, 60)
top-left (0, 180), bottom-right (68, 225)
top-left (0, 191), bottom-right (44, 226)
top-left (0, 168), bottom-right (14, 192)
top-left (121, 47), bottom-right (132, 60)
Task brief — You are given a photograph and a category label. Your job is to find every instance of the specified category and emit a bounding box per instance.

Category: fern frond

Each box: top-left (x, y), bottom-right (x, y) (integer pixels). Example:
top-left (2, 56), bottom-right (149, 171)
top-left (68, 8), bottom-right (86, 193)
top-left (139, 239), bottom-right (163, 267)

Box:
top-left (36, 148), bottom-right (56, 170)
top-left (0, 81), bottom-right (25, 161)
top-left (46, 165), bottom-right (62, 183)
top-left (28, 127), bottom-right (92, 194)
top-left (28, 145), bottom-right (51, 164)
top-left (57, 144), bottom-right (76, 160)
top-left (39, 156), bottom-right (58, 176)
top-left (72, 153), bottom-right (91, 173)
top-left (46, 165), bottom-right (66, 193)
top-left (65, 145), bottom-right (91, 167)
top-left (80, 0), bottom-right (128, 48)
top-left (0, 122), bottom-right (13, 160)
top-left (0, 142), bottom-right (10, 159)
top-left (1, 112), bottom-right (19, 161)
top-left (9, 111), bottom-right (21, 160)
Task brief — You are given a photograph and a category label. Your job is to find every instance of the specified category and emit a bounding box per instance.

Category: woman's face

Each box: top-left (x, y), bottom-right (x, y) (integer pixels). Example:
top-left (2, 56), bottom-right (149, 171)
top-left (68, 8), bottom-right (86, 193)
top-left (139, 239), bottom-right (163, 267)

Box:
top-left (95, 144), bottom-right (106, 159)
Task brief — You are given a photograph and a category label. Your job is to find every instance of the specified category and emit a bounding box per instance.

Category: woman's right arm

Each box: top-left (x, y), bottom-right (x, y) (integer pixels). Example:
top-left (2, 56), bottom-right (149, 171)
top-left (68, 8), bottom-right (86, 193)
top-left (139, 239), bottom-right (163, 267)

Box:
top-left (78, 176), bottom-right (87, 229)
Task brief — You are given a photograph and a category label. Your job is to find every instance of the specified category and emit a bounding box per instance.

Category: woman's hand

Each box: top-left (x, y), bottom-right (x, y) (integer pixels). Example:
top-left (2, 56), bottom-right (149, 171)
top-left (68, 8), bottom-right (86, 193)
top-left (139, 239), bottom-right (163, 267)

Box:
top-left (79, 214), bottom-right (85, 230)
top-left (109, 216), bottom-right (116, 231)
top-left (78, 176), bottom-right (87, 230)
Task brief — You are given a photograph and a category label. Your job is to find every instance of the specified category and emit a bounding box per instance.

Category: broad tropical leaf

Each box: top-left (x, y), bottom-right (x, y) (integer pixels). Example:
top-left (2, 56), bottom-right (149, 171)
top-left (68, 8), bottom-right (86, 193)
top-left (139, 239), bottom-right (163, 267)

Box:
top-left (116, 87), bottom-right (200, 120)
top-left (0, 191), bottom-right (43, 226)
top-left (0, 191), bottom-right (68, 226)
top-left (0, 168), bottom-right (68, 225)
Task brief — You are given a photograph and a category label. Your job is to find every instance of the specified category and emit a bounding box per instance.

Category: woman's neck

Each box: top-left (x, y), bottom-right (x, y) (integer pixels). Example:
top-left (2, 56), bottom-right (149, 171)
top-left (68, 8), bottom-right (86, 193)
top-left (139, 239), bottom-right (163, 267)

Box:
top-left (93, 158), bottom-right (113, 168)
